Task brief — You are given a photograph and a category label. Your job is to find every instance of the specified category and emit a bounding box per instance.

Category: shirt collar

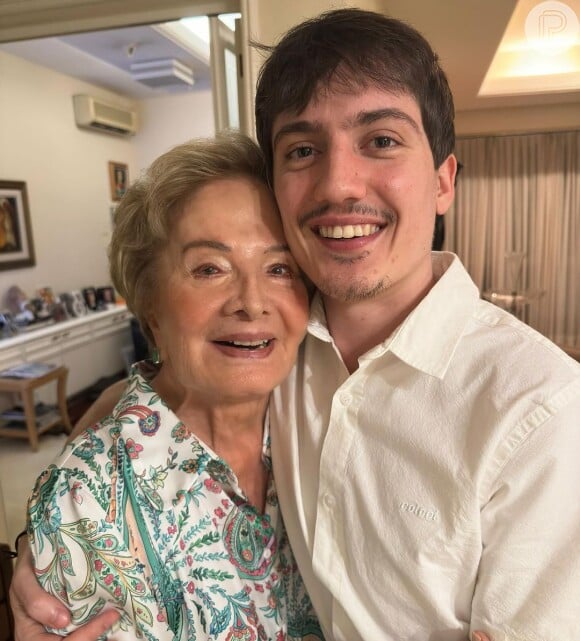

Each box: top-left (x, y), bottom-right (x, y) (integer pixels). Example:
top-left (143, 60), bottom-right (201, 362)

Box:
top-left (307, 292), bottom-right (332, 342)
top-left (113, 362), bottom-right (271, 511)
top-left (388, 253), bottom-right (479, 378)
top-left (306, 252), bottom-right (480, 378)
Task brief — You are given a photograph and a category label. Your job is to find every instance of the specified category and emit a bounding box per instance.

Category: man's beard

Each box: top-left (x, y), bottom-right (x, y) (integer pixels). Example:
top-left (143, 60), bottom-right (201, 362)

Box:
top-left (318, 275), bottom-right (390, 302)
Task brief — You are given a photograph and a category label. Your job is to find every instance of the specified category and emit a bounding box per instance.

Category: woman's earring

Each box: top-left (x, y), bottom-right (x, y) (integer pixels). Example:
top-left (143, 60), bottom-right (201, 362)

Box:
top-left (151, 347), bottom-right (161, 364)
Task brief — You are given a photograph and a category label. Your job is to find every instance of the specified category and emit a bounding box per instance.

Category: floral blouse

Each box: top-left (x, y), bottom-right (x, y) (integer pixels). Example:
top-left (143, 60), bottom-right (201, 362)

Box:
top-left (28, 363), bottom-right (322, 641)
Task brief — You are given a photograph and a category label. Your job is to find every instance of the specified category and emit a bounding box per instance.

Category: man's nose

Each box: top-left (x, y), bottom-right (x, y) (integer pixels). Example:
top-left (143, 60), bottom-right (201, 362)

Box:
top-left (223, 275), bottom-right (269, 320)
top-left (313, 145), bottom-right (367, 204)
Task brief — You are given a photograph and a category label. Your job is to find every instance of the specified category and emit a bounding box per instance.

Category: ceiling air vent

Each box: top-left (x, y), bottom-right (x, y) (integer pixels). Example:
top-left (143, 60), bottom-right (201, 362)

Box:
top-left (129, 58), bottom-right (195, 88)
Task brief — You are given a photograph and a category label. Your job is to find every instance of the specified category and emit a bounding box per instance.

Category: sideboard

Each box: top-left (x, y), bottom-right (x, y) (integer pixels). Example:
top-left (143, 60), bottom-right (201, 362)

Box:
top-left (0, 305), bottom-right (133, 397)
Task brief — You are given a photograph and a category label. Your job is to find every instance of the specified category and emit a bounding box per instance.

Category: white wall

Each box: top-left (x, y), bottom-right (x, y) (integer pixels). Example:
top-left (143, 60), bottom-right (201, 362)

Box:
top-left (0, 50), bottom-right (215, 307)
top-left (455, 103), bottom-right (580, 137)
top-left (134, 90), bottom-right (215, 171)
top-left (0, 50), bottom-right (137, 299)
top-left (244, 0), bottom-right (383, 121)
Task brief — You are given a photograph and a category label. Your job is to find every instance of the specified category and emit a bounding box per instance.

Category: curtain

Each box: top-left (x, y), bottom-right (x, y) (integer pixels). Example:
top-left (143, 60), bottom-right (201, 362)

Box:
top-left (445, 130), bottom-right (579, 347)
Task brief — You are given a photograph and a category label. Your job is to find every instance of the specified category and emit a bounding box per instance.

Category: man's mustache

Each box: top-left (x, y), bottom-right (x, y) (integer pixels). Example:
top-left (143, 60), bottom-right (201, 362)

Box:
top-left (299, 203), bottom-right (397, 227)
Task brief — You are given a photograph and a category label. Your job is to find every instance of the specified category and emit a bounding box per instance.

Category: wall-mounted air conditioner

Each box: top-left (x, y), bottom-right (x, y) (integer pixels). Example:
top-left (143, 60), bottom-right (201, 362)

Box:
top-left (72, 94), bottom-right (138, 136)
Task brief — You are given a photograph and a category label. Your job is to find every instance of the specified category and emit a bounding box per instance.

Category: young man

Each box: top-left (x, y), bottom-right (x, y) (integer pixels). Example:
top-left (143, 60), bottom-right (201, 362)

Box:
top-left (257, 9), bottom-right (580, 641)
top-left (11, 8), bottom-right (580, 641)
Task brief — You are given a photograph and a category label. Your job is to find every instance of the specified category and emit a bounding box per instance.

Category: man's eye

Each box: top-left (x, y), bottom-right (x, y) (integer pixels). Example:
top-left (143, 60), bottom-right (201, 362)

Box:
top-left (371, 136), bottom-right (397, 149)
top-left (288, 146), bottom-right (313, 160)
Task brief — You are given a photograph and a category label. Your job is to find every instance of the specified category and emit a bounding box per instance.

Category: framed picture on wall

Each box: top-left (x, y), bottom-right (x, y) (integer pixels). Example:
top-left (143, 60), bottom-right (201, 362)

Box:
top-left (108, 161), bottom-right (128, 202)
top-left (0, 180), bottom-right (36, 271)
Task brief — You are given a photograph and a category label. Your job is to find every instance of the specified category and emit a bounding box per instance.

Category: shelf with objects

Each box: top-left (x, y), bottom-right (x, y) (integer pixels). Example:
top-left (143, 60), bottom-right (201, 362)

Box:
top-left (0, 285), bottom-right (135, 440)
top-left (0, 304), bottom-right (133, 396)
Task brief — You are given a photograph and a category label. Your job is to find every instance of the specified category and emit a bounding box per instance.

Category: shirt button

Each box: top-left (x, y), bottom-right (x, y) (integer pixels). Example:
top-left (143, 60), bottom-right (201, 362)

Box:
top-left (339, 392), bottom-right (351, 406)
top-left (263, 548), bottom-right (272, 559)
top-left (322, 493), bottom-right (335, 509)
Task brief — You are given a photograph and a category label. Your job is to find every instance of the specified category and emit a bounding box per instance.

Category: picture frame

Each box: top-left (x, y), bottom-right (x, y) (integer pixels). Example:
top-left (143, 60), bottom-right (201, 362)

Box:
top-left (108, 161), bottom-right (129, 202)
top-left (0, 180), bottom-right (36, 271)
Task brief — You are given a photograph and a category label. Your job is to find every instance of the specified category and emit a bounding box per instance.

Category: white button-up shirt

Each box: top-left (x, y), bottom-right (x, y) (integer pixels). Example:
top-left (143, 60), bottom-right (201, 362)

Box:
top-left (270, 252), bottom-right (580, 641)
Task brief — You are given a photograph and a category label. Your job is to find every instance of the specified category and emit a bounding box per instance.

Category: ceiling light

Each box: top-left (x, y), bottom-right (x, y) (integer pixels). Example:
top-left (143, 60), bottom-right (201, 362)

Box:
top-left (479, 0), bottom-right (580, 96)
top-left (130, 58), bottom-right (194, 88)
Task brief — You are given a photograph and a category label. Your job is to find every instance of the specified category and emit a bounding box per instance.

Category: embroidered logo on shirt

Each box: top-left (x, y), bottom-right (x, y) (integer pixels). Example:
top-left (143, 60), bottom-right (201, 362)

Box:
top-left (399, 501), bottom-right (439, 522)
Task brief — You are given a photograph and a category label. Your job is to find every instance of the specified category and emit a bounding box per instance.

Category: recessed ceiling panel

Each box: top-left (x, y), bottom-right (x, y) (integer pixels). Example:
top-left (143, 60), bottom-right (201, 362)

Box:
top-left (480, 0), bottom-right (580, 96)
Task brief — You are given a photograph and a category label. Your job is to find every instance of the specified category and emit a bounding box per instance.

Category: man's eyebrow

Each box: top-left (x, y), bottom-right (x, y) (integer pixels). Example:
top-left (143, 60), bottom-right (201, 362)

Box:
top-left (352, 108), bottom-right (420, 132)
top-left (273, 108), bottom-right (420, 148)
top-left (273, 120), bottom-right (321, 149)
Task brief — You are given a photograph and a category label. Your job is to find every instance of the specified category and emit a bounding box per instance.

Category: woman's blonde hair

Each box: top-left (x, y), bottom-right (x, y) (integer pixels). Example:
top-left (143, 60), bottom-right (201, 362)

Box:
top-left (109, 131), bottom-right (268, 346)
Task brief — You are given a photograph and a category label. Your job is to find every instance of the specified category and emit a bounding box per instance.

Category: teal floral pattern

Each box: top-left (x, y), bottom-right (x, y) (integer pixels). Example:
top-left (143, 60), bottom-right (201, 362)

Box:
top-left (28, 363), bottom-right (322, 641)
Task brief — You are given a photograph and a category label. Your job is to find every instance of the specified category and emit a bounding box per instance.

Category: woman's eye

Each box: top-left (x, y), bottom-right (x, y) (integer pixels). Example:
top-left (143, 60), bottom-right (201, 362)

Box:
top-left (193, 264), bottom-right (220, 277)
top-left (269, 263), bottom-right (294, 277)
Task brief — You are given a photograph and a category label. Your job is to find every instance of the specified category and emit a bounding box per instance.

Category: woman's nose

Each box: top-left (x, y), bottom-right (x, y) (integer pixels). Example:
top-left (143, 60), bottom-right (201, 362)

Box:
top-left (313, 146), bottom-right (367, 204)
top-left (223, 276), bottom-right (269, 320)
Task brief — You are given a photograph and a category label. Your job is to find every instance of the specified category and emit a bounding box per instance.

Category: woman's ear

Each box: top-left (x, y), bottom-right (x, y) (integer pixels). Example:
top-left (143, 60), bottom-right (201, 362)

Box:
top-left (145, 311), bottom-right (162, 355)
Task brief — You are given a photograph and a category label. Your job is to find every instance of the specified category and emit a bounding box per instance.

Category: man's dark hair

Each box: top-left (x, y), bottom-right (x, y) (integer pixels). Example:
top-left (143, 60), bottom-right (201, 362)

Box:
top-left (255, 8), bottom-right (455, 184)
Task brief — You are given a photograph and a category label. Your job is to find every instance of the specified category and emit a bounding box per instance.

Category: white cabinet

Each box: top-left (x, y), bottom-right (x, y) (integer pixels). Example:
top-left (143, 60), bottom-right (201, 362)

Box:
top-left (0, 346), bottom-right (21, 373)
top-left (0, 306), bottom-right (133, 397)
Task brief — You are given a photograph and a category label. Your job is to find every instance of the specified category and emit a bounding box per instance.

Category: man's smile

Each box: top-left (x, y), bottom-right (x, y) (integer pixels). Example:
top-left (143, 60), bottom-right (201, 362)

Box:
top-left (317, 223), bottom-right (381, 239)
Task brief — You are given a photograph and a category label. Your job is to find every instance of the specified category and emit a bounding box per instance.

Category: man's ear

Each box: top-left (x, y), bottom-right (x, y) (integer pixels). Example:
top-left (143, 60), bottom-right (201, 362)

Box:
top-left (436, 153), bottom-right (457, 215)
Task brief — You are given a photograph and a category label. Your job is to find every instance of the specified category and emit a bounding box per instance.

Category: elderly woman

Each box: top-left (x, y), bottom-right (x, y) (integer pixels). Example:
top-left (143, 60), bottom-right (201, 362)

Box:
top-left (26, 133), bottom-right (321, 640)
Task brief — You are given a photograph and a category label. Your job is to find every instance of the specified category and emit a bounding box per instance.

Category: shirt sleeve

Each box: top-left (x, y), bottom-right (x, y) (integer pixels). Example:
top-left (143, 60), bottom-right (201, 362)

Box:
top-left (27, 462), bottom-right (167, 639)
top-left (471, 391), bottom-right (580, 641)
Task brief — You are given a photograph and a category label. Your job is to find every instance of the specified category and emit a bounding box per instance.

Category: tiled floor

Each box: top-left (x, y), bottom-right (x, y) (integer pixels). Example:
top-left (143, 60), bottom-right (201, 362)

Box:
top-left (0, 432), bottom-right (67, 545)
